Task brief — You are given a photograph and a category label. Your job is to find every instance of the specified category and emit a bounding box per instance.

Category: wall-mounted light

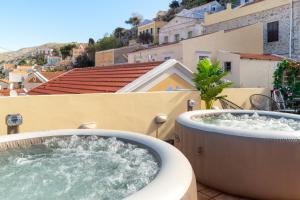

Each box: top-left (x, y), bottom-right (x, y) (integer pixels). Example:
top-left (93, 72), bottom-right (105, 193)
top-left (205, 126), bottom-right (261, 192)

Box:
top-left (187, 99), bottom-right (196, 111)
top-left (155, 114), bottom-right (168, 124)
top-left (6, 114), bottom-right (23, 134)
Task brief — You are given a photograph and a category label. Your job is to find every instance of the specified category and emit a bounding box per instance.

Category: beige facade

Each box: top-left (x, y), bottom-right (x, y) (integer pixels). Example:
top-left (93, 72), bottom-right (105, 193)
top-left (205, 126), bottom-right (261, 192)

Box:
top-left (129, 23), bottom-right (263, 72)
top-left (181, 23), bottom-right (263, 71)
top-left (217, 51), bottom-right (280, 89)
top-left (128, 43), bottom-right (183, 63)
top-left (95, 45), bottom-right (142, 66)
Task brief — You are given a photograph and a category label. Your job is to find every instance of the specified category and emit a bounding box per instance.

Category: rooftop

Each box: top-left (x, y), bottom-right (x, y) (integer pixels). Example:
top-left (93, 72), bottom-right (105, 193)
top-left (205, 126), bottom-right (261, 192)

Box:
top-left (28, 62), bottom-right (163, 95)
top-left (238, 53), bottom-right (283, 61)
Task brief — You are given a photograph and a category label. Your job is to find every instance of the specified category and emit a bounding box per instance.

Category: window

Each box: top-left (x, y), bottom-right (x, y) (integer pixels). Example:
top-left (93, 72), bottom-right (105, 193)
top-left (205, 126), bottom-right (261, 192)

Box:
top-left (157, 28), bottom-right (160, 34)
top-left (164, 56), bottom-right (171, 60)
top-left (224, 62), bottom-right (232, 73)
top-left (211, 6), bottom-right (216, 12)
top-left (174, 34), bottom-right (180, 42)
top-left (150, 28), bottom-right (153, 35)
top-left (164, 36), bottom-right (169, 43)
top-left (188, 31), bottom-right (193, 38)
top-left (267, 21), bottom-right (279, 42)
top-left (146, 29), bottom-right (149, 34)
top-left (196, 51), bottom-right (211, 62)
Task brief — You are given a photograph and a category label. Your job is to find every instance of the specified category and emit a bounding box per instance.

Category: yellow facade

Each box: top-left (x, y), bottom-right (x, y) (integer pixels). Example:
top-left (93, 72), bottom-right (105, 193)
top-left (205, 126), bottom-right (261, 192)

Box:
top-left (149, 74), bottom-right (194, 92)
top-left (138, 21), bottom-right (167, 44)
top-left (204, 0), bottom-right (290, 26)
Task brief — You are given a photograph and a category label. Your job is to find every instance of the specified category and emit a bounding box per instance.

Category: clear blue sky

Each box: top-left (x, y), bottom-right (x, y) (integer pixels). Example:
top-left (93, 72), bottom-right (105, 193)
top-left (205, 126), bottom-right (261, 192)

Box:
top-left (0, 0), bottom-right (170, 52)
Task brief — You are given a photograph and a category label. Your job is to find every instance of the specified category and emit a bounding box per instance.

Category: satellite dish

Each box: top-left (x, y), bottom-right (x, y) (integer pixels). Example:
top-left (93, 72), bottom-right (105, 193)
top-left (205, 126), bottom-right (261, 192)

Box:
top-left (9, 90), bottom-right (18, 97)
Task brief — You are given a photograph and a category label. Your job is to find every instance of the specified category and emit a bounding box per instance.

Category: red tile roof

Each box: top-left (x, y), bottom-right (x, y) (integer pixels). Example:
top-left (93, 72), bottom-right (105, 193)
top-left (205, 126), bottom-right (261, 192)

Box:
top-left (28, 71), bottom-right (66, 83)
top-left (28, 62), bottom-right (163, 95)
top-left (238, 53), bottom-right (283, 61)
top-left (41, 71), bottom-right (66, 80)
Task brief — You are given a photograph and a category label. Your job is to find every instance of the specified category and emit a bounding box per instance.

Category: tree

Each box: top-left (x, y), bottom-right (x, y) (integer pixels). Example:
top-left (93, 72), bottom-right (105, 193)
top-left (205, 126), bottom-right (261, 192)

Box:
top-left (88, 38), bottom-right (95, 46)
top-left (36, 54), bottom-right (46, 65)
top-left (125, 13), bottom-right (143, 27)
top-left (74, 53), bottom-right (94, 68)
top-left (60, 43), bottom-right (77, 59)
top-left (169, 0), bottom-right (180, 8)
top-left (193, 58), bottom-right (232, 109)
top-left (96, 35), bottom-right (121, 51)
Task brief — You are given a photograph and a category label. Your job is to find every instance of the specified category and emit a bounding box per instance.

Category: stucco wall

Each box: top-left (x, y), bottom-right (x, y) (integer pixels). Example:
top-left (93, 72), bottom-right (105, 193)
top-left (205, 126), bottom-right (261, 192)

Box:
top-left (0, 89), bottom-right (267, 136)
top-left (182, 23), bottom-right (263, 72)
top-left (128, 43), bottom-right (183, 63)
top-left (217, 51), bottom-right (279, 89)
top-left (239, 59), bottom-right (278, 89)
top-left (95, 50), bottom-right (114, 66)
top-left (217, 51), bottom-right (241, 87)
top-left (159, 16), bottom-right (203, 44)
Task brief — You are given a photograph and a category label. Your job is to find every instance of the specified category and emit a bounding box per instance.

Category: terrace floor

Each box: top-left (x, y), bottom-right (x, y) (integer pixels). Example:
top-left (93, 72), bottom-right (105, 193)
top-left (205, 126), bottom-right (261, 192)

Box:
top-left (197, 182), bottom-right (251, 200)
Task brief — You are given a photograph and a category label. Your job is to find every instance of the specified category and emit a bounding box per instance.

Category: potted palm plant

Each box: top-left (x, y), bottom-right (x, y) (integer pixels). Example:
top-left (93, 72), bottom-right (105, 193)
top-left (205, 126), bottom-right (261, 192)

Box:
top-left (193, 58), bottom-right (232, 109)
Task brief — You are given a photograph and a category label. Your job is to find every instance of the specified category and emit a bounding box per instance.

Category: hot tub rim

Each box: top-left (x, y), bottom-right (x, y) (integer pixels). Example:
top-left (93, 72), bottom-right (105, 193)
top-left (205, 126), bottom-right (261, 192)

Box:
top-left (0, 129), bottom-right (194, 200)
top-left (176, 110), bottom-right (300, 141)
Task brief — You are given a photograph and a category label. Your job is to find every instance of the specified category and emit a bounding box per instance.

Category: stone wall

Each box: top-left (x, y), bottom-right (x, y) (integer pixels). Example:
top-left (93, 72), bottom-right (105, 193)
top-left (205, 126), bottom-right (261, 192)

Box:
top-left (204, 4), bottom-right (292, 58)
top-left (292, 0), bottom-right (300, 60)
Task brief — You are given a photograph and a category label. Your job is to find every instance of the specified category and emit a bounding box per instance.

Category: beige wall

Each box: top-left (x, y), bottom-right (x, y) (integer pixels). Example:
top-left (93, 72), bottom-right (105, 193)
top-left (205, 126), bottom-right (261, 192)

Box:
top-left (239, 59), bottom-right (278, 89)
top-left (0, 89), bottom-right (269, 136)
top-left (217, 51), bottom-right (278, 89)
top-left (217, 51), bottom-right (241, 87)
top-left (128, 43), bottom-right (183, 63)
top-left (204, 0), bottom-right (290, 26)
top-left (95, 50), bottom-right (114, 66)
top-left (0, 92), bottom-right (200, 137)
top-left (182, 23), bottom-right (264, 72)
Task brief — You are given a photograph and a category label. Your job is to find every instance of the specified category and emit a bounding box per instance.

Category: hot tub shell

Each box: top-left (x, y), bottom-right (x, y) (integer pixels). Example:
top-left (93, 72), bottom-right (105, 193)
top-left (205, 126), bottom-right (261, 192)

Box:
top-left (0, 129), bottom-right (197, 200)
top-left (176, 110), bottom-right (300, 200)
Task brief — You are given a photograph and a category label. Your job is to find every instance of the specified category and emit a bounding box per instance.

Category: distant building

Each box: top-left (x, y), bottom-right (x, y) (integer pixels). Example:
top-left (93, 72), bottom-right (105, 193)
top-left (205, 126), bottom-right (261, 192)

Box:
top-left (17, 65), bottom-right (35, 72)
top-left (3, 64), bottom-right (15, 71)
top-left (128, 43), bottom-right (183, 64)
top-left (159, 1), bottom-right (223, 44)
top-left (203, 0), bottom-right (300, 60)
top-left (95, 45), bottom-right (143, 66)
top-left (47, 56), bottom-right (62, 66)
top-left (138, 20), bottom-right (167, 44)
top-left (35, 48), bottom-right (53, 56)
top-left (217, 51), bottom-right (282, 89)
top-left (129, 23), bottom-right (263, 72)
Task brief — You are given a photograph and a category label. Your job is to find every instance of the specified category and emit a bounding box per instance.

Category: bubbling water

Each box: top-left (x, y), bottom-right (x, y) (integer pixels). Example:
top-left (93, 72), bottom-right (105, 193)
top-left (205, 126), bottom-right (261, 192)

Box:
top-left (191, 112), bottom-right (300, 132)
top-left (0, 136), bottom-right (160, 200)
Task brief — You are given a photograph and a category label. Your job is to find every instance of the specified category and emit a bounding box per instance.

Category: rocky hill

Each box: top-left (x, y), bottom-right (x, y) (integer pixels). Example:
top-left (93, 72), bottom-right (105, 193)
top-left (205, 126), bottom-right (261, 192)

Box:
top-left (0, 43), bottom-right (68, 64)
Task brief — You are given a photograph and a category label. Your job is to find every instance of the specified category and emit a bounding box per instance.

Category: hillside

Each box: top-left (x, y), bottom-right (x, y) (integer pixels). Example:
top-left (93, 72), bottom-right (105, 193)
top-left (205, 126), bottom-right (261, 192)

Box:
top-left (0, 43), bottom-right (68, 64)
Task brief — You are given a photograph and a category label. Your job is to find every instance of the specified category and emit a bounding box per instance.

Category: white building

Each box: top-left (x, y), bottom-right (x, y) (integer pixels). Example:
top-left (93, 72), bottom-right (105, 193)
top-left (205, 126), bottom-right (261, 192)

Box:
top-left (159, 1), bottom-right (223, 44)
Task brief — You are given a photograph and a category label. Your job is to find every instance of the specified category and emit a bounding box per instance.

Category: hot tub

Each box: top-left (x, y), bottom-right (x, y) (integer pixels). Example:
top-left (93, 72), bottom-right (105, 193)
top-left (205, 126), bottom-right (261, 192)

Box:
top-left (0, 129), bottom-right (197, 200)
top-left (176, 110), bottom-right (300, 199)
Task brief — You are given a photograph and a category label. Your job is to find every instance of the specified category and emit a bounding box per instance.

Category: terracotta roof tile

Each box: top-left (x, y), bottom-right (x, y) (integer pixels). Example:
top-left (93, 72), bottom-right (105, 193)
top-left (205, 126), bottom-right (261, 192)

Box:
top-left (41, 71), bottom-right (65, 80)
top-left (238, 53), bottom-right (283, 61)
top-left (28, 62), bottom-right (162, 95)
